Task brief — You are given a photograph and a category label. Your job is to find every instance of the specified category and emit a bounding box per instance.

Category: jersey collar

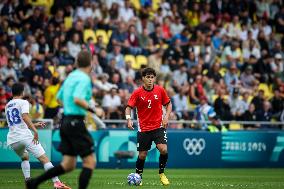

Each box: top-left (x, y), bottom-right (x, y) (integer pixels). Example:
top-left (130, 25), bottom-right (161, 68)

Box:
top-left (142, 85), bottom-right (155, 92)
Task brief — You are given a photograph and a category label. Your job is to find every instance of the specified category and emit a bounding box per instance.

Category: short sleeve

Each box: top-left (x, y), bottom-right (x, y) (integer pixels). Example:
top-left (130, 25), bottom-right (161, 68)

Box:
top-left (21, 100), bottom-right (30, 114)
top-left (73, 79), bottom-right (91, 100)
top-left (161, 87), bottom-right (170, 106)
top-left (127, 90), bottom-right (138, 108)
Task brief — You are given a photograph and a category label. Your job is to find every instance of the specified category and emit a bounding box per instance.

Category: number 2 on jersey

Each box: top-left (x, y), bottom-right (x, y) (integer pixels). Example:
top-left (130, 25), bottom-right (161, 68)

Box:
top-left (147, 100), bottom-right (151, 108)
top-left (7, 108), bottom-right (21, 126)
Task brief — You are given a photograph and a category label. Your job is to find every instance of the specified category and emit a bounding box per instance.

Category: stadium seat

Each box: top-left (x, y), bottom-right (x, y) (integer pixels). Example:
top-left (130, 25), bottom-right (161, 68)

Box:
top-left (84, 29), bottom-right (97, 43)
top-left (86, 112), bottom-right (97, 130)
top-left (187, 97), bottom-right (196, 110)
top-left (155, 44), bottom-right (169, 49)
top-left (208, 125), bottom-right (219, 132)
top-left (223, 95), bottom-right (229, 100)
top-left (29, 0), bottom-right (54, 15)
top-left (64, 17), bottom-right (73, 30)
top-left (248, 95), bottom-right (254, 103)
top-left (163, 44), bottom-right (169, 49)
top-left (107, 30), bottom-right (113, 38)
top-left (135, 55), bottom-right (148, 69)
top-left (48, 65), bottom-right (55, 74)
top-left (212, 94), bottom-right (218, 103)
top-left (29, 0), bottom-right (47, 6)
top-left (229, 122), bottom-right (243, 130)
top-left (96, 29), bottom-right (109, 45)
top-left (219, 67), bottom-right (227, 77)
top-left (124, 55), bottom-right (137, 69)
top-left (130, 0), bottom-right (141, 10)
top-left (152, 0), bottom-right (161, 11)
top-left (202, 69), bottom-right (208, 75)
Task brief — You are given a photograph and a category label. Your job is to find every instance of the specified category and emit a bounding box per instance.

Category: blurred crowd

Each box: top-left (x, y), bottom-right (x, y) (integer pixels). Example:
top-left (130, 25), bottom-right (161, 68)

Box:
top-left (0, 0), bottom-right (283, 130)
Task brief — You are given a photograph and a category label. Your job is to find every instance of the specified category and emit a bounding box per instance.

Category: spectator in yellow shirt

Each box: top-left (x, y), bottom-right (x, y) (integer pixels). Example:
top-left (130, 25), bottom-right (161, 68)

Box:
top-left (44, 77), bottom-right (60, 119)
top-left (186, 2), bottom-right (200, 27)
top-left (24, 94), bottom-right (44, 119)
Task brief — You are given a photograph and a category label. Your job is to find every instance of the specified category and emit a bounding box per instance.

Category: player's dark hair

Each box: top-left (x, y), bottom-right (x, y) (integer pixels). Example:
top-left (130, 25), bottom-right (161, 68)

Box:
top-left (142, 67), bottom-right (156, 77)
top-left (12, 83), bottom-right (24, 96)
top-left (76, 50), bottom-right (92, 68)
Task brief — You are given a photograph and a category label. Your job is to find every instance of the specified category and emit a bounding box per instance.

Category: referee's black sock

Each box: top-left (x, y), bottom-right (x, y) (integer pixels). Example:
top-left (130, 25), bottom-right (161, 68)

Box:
top-left (79, 167), bottom-right (93, 189)
top-left (34, 165), bottom-right (65, 186)
top-left (159, 153), bottom-right (168, 174)
top-left (136, 157), bottom-right (145, 177)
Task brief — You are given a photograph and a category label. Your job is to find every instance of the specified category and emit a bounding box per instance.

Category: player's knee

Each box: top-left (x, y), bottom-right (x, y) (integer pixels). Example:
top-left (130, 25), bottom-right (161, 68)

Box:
top-left (138, 151), bottom-right (148, 160)
top-left (82, 154), bottom-right (96, 170)
top-left (83, 159), bottom-right (95, 169)
top-left (83, 160), bottom-right (95, 170)
top-left (139, 155), bottom-right (147, 160)
top-left (61, 162), bottom-right (76, 172)
top-left (64, 165), bottom-right (76, 172)
top-left (38, 154), bottom-right (49, 164)
top-left (21, 152), bottom-right (29, 161)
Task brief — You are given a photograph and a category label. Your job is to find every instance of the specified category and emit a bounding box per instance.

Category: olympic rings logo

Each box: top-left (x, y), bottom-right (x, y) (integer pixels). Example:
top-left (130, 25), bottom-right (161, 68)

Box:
top-left (183, 138), bottom-right (206, 155)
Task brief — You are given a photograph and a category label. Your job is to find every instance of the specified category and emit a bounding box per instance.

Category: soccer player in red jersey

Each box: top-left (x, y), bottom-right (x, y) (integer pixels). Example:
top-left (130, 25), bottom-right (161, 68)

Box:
top-left (125, 67), bottom-right (172, 185)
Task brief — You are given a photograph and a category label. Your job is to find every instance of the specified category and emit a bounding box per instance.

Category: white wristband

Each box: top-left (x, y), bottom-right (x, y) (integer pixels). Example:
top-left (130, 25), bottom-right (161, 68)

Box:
top-left (126, 115), bottom-right (131, 120)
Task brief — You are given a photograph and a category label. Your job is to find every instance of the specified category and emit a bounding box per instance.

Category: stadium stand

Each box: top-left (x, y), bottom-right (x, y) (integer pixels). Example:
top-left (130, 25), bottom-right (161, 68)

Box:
top-left (0, 0), bottom-right (283, 130)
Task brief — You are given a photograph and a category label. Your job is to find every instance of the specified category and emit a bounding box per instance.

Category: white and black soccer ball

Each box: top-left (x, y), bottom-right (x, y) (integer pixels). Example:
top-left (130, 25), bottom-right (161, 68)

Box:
top-left (127, 173), bottom-right (141, 186)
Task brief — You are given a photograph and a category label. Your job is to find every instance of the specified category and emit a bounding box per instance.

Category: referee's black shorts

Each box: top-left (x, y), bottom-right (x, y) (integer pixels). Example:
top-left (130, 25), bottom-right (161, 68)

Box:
top-left (137, 128), bottom-right (167, 151)
top-left (58, 115), bottom-right (94, 158)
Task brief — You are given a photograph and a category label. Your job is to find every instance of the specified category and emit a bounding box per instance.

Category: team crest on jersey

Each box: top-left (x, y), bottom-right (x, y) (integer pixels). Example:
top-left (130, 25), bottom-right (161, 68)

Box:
top-left (154, 95), bottom-right (158, 99)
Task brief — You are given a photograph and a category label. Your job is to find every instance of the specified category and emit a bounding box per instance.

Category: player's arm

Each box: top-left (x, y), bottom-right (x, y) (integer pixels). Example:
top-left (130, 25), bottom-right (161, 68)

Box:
top-left (22, 113), bottom-right (39, 144)
top-left (126, 90), bottom-right (138, 130)
top-left (163, 102), bottom-right (172, 128)
top-left (74, 98), bottom-right (95, 113)
top-left (161, 87), bottom-right (172, 128)
top-left (125, 90), bottom-right (138, 130)
top-left (125, 106), bottom-right (134, 130)
top-left (21, 100), bottom-right (45, 144)
top-left (73, 80), bottom-right (95, 113)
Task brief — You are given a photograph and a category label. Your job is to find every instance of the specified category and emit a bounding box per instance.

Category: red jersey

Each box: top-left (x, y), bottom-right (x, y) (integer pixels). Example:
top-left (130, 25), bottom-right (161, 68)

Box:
top-left (127, 85), bottom-right (170, 132)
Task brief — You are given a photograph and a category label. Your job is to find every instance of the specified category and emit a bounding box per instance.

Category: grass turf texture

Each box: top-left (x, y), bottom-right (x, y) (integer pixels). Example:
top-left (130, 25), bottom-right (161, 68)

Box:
top-left (0, 169), bottom-right (283, 189)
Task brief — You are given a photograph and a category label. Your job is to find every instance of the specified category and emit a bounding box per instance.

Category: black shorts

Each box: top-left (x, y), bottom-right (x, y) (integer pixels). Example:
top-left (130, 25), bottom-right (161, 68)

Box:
top-left (137, 128), bottom-right (167, 151)
top-left (58, 115), bottom-right (94, 158)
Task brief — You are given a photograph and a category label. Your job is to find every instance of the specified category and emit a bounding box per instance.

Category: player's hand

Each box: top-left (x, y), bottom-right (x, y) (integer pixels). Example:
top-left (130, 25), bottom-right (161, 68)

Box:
top-left (162, 117), bottom-right (169, 129)
top-left (35, 122), bottom-right (46, 128)
top-left (33, 132), bottom-right (39, 145)
top-left (87, 106), bottom-right (96, 114)
top-left (127, 119), bottom-right (134, 130)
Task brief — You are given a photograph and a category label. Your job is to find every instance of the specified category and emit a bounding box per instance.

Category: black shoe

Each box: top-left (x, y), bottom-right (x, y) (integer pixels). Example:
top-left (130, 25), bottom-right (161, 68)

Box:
top-left (26, 178), bottom-right (37, 189)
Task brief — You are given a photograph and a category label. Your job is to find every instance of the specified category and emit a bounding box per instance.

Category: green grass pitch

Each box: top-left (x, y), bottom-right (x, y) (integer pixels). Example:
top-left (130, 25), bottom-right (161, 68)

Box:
top-left (0, 169), bottom-right (283, 189)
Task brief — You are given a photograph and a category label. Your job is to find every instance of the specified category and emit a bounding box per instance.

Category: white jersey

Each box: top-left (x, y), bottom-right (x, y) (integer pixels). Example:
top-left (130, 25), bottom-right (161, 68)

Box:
top-left (5, 99), bottom-right (33, 145)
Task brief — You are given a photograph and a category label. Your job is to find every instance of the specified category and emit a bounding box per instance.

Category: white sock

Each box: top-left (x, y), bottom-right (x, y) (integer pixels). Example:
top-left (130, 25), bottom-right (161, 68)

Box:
top-left (21, 160), bottom-right (30, 179)
top-left (43, 162), bottom-right (60, 183)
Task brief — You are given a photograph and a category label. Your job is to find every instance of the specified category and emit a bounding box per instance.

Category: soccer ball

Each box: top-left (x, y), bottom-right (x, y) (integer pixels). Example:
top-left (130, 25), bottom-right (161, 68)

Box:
top-left (127, 173), bottom-right (141, 186)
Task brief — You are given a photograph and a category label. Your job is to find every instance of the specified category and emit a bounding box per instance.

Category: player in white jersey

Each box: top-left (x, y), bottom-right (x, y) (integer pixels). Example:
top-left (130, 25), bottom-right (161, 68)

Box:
top-left (5, 83), bottom-right (71, 189)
